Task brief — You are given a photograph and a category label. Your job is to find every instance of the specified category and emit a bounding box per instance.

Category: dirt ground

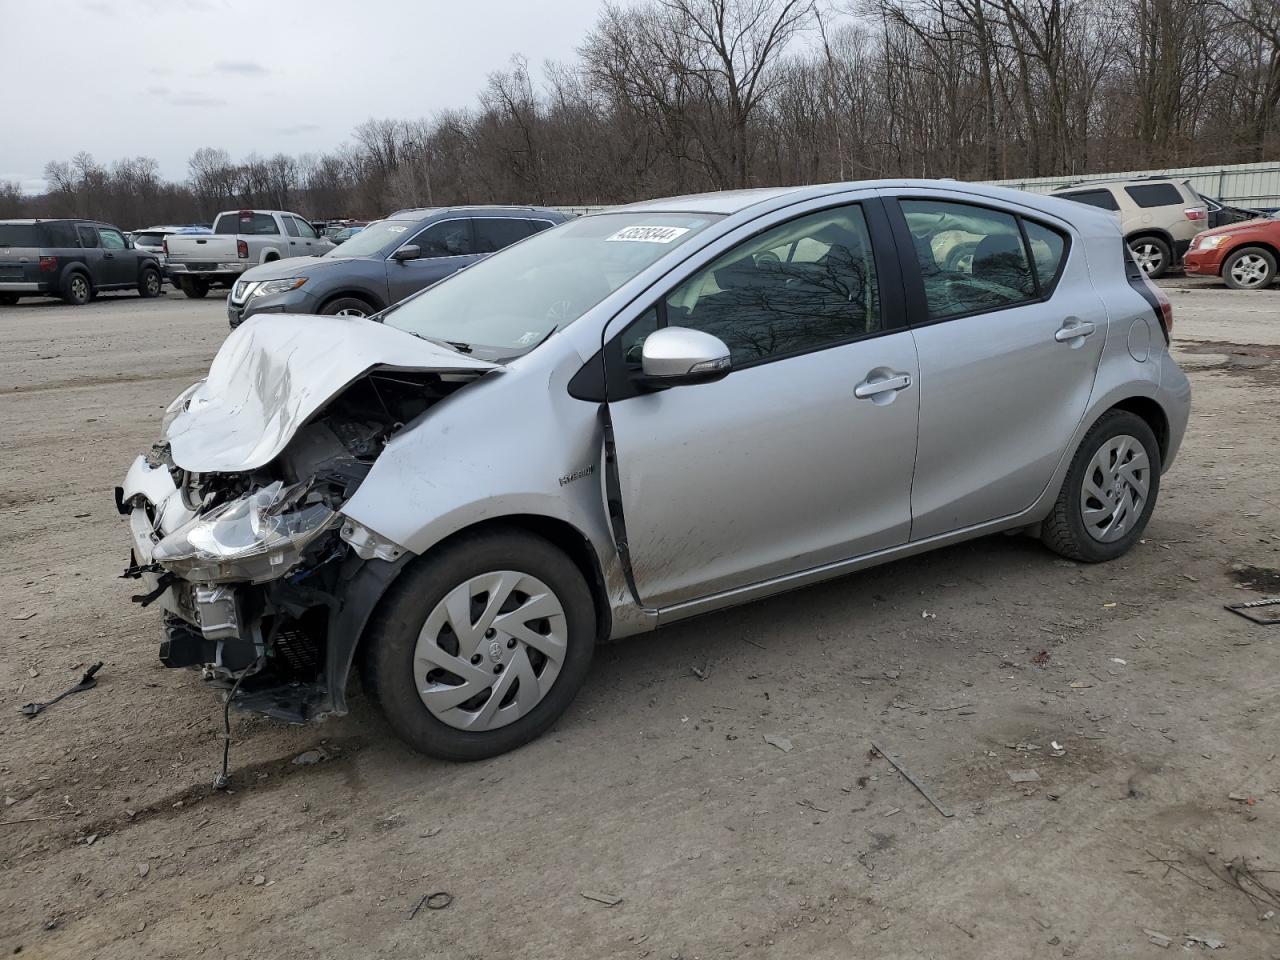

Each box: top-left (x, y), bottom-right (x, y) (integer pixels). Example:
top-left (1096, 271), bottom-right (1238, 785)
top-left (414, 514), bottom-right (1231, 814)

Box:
top-left (2, 277), bottom-right (1278, 959)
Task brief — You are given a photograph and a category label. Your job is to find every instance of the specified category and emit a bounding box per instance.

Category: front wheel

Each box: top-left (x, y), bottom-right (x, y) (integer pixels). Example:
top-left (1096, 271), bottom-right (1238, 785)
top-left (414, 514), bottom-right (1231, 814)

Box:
top-left (1127, 236), bottom-right (1172, 278)
top-left (1041, 410), bottom-right (1161, 563)
top-left (320, 296), bottom-right (374, 317)
top-left (138, 266), bottom-right (162, 298)
top-left (1221, 246), bottom-right (1276, 290)
top-left (0, 293), bottom-right (18, 306)
top-left (362, 529), bottom-right (596, 761)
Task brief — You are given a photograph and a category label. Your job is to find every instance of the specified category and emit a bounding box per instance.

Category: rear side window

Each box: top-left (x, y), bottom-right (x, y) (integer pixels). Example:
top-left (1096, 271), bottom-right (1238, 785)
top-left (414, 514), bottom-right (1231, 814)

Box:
top-left (1056, 189), bottom-right (1120, 212)
top-left (215, 212), bottom-right (280, 235)
top-left (0, 224), bottom-right (40, 246)
top-left (411, 219), bottom-right (474, 258)
top-left (473, 217), bottom-right (530, 253)
top-left (901, 199), bottom-right (1036, 320)
top-left (1124, 183), bottom-right (1183, 208)
top-left (77, 224), bottom-right (99, 248)
top-left (525, 219), bottom-right (556, 235)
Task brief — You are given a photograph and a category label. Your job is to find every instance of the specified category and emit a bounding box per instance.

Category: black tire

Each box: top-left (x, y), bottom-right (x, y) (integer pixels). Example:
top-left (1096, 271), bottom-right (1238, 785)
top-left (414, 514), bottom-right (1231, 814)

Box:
top-left (362, 528), bottom-right (596, 761)
top-left (1221, 246), bottom-right (1277, 290)
top-left (1127, 235), bottom-right (1172, 279)
top-left (1041, 410), bottom-right (1162, 563)
top-left (320, 296), bottom-right (375, 317)
top-left (0, 293), bottom-right (18, 306)
top-left (179, 277), bottom-right (210, 299)
top-left (138, 266), bottom-right (162, 299)
top-left (61, 271), bottom-right (91, 306)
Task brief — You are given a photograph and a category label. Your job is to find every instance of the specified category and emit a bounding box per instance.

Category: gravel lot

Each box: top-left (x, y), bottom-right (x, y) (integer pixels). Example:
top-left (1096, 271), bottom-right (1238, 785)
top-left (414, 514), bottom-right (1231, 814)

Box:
top-left (2, 280), bottom-right (1278, 959)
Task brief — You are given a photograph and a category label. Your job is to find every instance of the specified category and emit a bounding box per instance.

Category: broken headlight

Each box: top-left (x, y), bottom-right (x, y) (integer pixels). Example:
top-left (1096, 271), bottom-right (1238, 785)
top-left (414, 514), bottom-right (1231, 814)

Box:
top-left (152, 481), bottom-right (338, 583)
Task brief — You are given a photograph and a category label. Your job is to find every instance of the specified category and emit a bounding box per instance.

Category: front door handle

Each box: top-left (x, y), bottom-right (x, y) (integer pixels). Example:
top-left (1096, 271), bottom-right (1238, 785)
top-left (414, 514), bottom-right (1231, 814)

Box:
top-left (855, 373), bottom-right (912, 399)
top-left (104, 253), bottom-right (114, 259)
top-left (1055, 320), bottom-right (1095, 342)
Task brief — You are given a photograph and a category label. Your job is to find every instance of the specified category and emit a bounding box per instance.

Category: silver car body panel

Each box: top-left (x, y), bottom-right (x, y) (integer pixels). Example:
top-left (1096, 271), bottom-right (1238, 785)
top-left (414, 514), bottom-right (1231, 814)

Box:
top-left (165, 313), bottom-right (497, 474)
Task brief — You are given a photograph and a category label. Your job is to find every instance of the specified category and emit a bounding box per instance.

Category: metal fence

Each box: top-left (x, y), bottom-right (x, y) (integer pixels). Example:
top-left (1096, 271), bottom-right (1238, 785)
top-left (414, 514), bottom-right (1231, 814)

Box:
top-left (989, 161), bottom-right (1280, 206)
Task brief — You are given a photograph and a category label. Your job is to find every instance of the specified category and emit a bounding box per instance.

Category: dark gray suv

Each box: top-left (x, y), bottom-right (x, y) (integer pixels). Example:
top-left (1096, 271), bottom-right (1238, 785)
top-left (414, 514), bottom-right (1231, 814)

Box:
top-left (0, 219), bottom-right (164, 306)
top-left (226, 206), bottom-right (570, 328)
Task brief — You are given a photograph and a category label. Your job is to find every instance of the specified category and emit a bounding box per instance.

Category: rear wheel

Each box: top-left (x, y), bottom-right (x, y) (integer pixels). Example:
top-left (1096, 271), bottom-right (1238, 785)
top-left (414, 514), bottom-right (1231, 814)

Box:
top-left (1041, 410), bottom-right (1161, 563)
top-left (1127, 236), bottom-right (1172, 278)
top-left (179, 277), bottom-right (210, 299)
top-left (362, 529), bottom-right (596, 761)
top-left (138, 266), bottom-right (162, 298)
top-left (0, 293), bottom-right (18, 306)
top-left (1221, 246), bottom-right (1276, 290)
top-left (62, 272), bottom-right (91, 306)
top-left (320, 296), bottom-right (375, 318)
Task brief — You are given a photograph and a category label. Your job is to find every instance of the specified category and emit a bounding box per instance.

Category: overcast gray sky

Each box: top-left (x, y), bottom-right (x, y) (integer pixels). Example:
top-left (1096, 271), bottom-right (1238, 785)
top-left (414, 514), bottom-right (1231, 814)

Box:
top-left (3, 0), bottom-right (611, 193)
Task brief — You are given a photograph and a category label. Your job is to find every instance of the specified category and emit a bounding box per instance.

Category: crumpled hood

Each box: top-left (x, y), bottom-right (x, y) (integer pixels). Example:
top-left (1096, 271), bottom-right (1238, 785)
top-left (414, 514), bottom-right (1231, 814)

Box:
top-left (166, 313), bottom-right (497, 473)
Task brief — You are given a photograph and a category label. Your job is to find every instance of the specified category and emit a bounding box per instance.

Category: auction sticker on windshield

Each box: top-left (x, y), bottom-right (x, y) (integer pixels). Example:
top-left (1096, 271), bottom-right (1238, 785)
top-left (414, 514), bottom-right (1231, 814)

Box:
top-left (605, 225), bottom-right (691, 243)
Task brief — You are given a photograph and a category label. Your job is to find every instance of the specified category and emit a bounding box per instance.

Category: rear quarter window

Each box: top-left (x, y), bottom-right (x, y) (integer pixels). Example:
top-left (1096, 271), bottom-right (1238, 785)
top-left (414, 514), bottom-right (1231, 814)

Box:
top-left (1124, 183), bottom-right (1184, 208)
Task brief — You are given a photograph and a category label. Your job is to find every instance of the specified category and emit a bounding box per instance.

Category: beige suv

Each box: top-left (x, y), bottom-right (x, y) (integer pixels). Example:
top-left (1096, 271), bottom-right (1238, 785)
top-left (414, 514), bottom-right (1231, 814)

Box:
top-left (1051, 178), bottom-right (1208, 278)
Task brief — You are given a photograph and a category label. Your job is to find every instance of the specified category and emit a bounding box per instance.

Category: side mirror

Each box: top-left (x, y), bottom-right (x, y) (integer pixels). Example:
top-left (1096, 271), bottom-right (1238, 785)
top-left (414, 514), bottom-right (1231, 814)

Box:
top-left (391, 245), bottom-right (421, 262)
top-left (636, 326), bottom-right (731, 389)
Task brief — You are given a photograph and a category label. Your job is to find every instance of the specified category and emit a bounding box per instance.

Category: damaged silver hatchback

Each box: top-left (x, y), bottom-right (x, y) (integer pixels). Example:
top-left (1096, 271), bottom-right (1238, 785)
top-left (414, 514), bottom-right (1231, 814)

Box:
top-left (120, 181), bottom-right (1190, 760)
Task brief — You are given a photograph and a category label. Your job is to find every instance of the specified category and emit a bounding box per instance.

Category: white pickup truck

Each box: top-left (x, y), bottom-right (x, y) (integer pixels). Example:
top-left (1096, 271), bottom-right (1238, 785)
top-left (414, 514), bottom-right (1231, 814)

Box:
top-left (164, 209), bottom-right (335, 298)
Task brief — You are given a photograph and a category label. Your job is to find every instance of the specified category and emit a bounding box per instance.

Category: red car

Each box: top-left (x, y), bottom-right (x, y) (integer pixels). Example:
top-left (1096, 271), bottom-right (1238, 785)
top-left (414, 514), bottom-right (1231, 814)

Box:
top-left (1184, 214), bottom-right (1280, 289)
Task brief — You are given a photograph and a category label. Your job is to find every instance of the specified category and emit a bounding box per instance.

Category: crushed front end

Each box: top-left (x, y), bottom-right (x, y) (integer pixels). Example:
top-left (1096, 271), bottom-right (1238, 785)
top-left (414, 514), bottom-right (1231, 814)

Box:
top-left (116, 315), bottom-right (497, 721)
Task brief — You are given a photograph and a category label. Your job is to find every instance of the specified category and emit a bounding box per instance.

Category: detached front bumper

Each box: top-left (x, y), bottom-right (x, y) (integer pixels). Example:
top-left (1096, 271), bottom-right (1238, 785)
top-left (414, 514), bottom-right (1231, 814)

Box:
top-left (117, 455), bottom-right (410, 721)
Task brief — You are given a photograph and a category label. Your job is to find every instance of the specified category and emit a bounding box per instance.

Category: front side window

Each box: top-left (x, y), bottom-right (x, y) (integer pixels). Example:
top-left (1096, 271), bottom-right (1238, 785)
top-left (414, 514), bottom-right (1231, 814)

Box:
top-left (901, 199), bottom-right (1036, 320)
top-left (292, 217), bottom-right (318, 239)
top-left (99, 228), bottom-right (126, 250)
top-left (1124, 183), bottom-right (1183, 208)
top-left (76, 224), bottom-right (99, 248)
top-left (282, 217), bottom-right (301, 238)
top-left (651, 204), bottom-right (881, 367)
top-left (410, 220), bottom-right (474, 258)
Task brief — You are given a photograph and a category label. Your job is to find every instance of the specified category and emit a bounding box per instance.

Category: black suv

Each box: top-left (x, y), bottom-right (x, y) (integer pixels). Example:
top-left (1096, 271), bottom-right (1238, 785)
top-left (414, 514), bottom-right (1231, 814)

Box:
top-left (0, 219), bottom-right (164, 306)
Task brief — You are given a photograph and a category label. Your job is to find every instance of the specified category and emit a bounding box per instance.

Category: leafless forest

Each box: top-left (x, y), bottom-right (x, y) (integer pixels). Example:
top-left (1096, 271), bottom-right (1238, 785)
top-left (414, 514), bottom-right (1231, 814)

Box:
top-left (3, 0), bottom-right (1278, 225)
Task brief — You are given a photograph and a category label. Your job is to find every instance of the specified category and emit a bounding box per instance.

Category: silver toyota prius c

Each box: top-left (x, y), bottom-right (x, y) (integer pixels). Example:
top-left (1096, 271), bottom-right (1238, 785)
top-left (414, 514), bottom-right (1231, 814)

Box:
top-left (118, 180), bottom-right (1191, 760)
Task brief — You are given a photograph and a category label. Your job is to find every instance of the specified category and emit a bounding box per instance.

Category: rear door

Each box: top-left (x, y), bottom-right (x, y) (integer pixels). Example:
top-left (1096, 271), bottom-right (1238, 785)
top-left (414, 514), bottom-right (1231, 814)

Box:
top-left (97, 227), bottom-right (135, 286)
top-left (884, 190), bottom-right (1106, 540)
top-left (606, 197), bottom-right (920, 607)
top-left (386, 218), bottom-right (478, 303)
top-left (75, 224), bottom-right (107, 285)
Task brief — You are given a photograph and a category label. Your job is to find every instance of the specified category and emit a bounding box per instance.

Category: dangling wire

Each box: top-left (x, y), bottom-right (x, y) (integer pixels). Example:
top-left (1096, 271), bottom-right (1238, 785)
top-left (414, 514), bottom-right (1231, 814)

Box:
top-left (213, 658), bottom-right (263, 790)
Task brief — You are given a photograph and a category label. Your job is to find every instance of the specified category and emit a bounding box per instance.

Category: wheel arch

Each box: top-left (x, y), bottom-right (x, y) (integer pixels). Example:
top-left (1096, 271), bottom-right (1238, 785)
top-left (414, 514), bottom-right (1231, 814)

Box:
top-left (318, 290), bottom-right (384, 313)
top-left (1221, 240), bottom-right (1280, 269)
top-left (325, 513), bottom-right (612, 717)
top-left (1109, 395), bottom-right (1170, 463)
top-left (1124, 227), bottom-right (1174, 249)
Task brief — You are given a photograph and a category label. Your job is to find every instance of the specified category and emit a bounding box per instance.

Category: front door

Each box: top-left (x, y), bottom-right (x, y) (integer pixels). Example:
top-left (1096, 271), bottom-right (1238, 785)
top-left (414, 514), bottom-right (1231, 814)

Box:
top-left (885, 193), bottom-right (1108, 539)
top-left (607, 201), bottom-right (920, 608)
top-left (97, 227), bottom-right (135, 286)
top-left (387, 218), bottom-right (479, 303)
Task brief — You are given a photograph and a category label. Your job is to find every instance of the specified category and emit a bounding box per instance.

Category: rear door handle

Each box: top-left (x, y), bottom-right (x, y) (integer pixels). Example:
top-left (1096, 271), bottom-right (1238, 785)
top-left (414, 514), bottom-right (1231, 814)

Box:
top-left (1055, 320), bottom-right (1095, 342)
top-left (104, 253), bottom-right (114, 259)
top-left (855, 373), bottom-right (912, 399)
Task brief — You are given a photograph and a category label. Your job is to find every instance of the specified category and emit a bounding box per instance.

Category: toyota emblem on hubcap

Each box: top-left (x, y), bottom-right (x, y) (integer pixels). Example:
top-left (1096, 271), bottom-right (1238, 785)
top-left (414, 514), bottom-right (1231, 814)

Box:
top-left (488, 639), bottom-right (503, 663)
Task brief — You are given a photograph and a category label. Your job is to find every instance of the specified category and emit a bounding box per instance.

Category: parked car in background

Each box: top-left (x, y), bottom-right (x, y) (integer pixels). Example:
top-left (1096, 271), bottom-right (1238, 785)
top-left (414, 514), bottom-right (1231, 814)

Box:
top-left (226, 206), bottom-right (568, 327)
top-left (1184, 211), bottom-right (1280, 289)
top-left (131, 225), bottom-right (212, 274)
top-left (1050, 177), bottom-right (1207, 277)
top-left (330, 225), bottom-right (365, 245)
top-left (123, 180), bottom-right (1188, 760)
top-left (1201, 196), bottom-right (1266, 229)
top-left (164, 209), bottom-right (335, 299)
top-left (0, 219), bottom-right (164, 306)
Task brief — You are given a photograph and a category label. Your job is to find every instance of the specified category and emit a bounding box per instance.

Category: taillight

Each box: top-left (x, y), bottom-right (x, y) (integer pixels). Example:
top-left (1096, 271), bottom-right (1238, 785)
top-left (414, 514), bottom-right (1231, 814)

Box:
top-left (1124, 242), bottom-right (1173, 343)
top-left (38, 255), bottom-right (57, 273)
top-left (1152, 283), bottom-right (1173, 340)
top-left (237, 239), bottom-right (248, 259)
top-left (1185, 208), bottom-right (1206, 221)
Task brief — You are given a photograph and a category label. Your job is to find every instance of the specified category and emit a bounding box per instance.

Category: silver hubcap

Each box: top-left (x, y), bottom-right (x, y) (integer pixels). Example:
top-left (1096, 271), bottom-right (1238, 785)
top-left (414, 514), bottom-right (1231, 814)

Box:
top-left (147, 275), bottom-right (159, 293)
top-left (413, 570), bottom-right (567, 731)
top-left (1230, 254), bottom-right (1270, 287)
top-left (335, 307), bottom-right (365, 317)
top-left (72, 277), bottom-right (87, 298)
top-left (1131, 243), bottom-right (1163, 274)
top-left (1080, 434), bottom-right (1149, 543)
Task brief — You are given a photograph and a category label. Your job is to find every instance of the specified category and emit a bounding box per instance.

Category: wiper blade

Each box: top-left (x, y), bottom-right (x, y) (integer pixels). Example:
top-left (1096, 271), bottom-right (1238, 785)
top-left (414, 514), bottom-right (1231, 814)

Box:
top-left (445, 340), bottom-right (472, 354)
top-left (404, 331), bottom-right (468, 354)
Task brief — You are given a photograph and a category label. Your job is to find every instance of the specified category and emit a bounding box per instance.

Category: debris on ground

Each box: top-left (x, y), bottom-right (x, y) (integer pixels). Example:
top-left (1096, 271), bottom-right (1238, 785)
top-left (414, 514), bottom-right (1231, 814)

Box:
top-left (1227, 792), bottom-right (1255, 804)
top-left (1068, 679), bottom-right (1092, 689)
top-left (1032, 650), bottom-right (1051, 667)
top-left (19, 662), bottom-right (103, 717)
top-left (1184, 932), bottom-right (1226, 950)
top-left (1008, 770), bottom-right (1041, 783)
top-left (581, 891), bottom-right (623, 906)
top-left (763, 734), bottom-right (793, 753)
top-left (1051, 741), bottom-right (1066, 757)
top-left (691, 661), bottom-right (711, 680)
top-left (870, 740), bottom-right (954, 818)
top-left (408, 891), bottom-right (453, 918)
top-left (1144, 928), bottom-right (1173, 948)
top-left (138, 862), bottom-right (150, 878)
top-left (1110, 657), bottom-right (1128, 665)
top-left (291, 748), bottom-right (330, 766)
top-left (1223, 596), bottom-right (1280, 625)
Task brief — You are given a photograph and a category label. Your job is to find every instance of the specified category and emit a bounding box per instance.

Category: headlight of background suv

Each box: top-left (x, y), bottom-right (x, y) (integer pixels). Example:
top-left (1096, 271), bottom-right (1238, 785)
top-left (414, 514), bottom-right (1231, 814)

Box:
top-left (152, 481), bottom-right (337, 583)
top-left (252, 278), bottom-right (307, 298)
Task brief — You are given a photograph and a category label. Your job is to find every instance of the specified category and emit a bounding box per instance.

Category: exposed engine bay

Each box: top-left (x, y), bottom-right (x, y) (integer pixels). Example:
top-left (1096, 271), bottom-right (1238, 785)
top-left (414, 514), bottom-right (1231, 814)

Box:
top-left (119, 363), bottom-right (488, 722)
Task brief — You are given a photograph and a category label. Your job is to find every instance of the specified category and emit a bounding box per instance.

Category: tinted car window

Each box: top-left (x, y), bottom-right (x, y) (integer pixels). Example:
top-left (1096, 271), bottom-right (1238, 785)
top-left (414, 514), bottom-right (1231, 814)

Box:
top-left (0, 224), bottom-right (40, 246)
top-left (1124, 183), bottom-right (1183, 208)
top-left (99, 228), bottom-right (126, 250)
top-left (525, 219), bottom-right (556, 235)
top-left (1023, 220), bottom-right (1068, 289)
top-left (215, 212), bottom-right (279, 235)
top-left (41, 222), bottom-right (80, 247)
top-left (473, 217), bottom-right (530, 253)
top-left (133, 232), bottom-right (167, 247)
top-left (656, 203), bottom-right (881, 367)
top-left (77, 224), bottom-right (99, 248)
top-left (411, 219), bottom-right (474, 258)
top-left (901, 199), bottom-right (1035, 320)
top-left (1057, 189), bottom-right (1119, 212)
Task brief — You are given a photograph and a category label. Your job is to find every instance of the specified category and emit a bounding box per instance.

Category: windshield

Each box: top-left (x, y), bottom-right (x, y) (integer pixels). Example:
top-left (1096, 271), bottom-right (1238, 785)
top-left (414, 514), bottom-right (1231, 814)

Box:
top-left (381, 212), bottom-right (722, 356)
top-left (324, 219), bottom-right (413, 258)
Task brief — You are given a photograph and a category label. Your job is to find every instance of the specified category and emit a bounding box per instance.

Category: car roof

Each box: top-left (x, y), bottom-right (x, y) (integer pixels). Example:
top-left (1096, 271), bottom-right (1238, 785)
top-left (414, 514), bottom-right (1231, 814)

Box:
top-left (385, 205), bottom-right (568, 220)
